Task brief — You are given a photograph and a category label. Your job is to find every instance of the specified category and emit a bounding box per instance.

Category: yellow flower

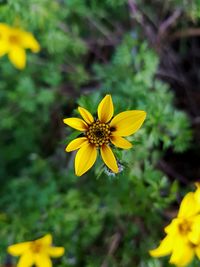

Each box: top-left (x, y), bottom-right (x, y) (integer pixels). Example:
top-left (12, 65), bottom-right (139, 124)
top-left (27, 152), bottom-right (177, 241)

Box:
top-left (63, 94), bottom-right (146, 176)
top-left (7, 234), bottom-right (64, 267)
top-left (194, 182), bottom-right (200, 206)
top-left (0, 23), bottom-right (40, 69)
top-left (149, 186), bottom-right (200, 267)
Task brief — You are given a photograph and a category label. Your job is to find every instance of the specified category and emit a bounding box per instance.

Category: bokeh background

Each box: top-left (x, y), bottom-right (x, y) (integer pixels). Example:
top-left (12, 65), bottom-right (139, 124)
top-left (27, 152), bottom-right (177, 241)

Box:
top-left (0, 0), bottom-right (200, 266)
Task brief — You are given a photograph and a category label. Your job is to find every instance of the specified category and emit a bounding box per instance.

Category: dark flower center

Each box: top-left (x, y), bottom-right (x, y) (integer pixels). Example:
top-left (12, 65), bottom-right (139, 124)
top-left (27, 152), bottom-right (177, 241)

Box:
top-left (86, 120), bottom-right (111, 147)
top-left (30, 241), bottom-right (42, 253)
top-left (9, 34), bottom-right (20, 45)
top-left (178, 220), bottom-right (191, 235)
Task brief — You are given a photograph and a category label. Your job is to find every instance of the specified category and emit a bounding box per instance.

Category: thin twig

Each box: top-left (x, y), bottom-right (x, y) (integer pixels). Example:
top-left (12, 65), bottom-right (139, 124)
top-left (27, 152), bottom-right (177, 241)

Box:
top-left (169, 28), bottom-right (200, 41)
top-left (101, 233), bottom-right (121, 267)
top-left (158, 9), bottom-right (182, 37)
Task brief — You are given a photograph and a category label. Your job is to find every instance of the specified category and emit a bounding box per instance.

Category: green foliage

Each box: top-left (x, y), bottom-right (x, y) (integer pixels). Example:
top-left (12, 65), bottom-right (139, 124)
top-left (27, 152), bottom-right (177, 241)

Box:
top-left (0, 0), bottom-right (196, 266)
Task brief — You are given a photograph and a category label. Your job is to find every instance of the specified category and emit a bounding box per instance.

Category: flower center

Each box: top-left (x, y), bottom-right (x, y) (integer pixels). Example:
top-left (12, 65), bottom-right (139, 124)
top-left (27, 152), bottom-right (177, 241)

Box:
top-left (9, 34), bottom-right (20, 45)
top-left (30, 241), bottom-right (42, 253)
top-left (86, 120), bottom-right (111, 147)
top-left (178, 220), bottom-right (192, 235)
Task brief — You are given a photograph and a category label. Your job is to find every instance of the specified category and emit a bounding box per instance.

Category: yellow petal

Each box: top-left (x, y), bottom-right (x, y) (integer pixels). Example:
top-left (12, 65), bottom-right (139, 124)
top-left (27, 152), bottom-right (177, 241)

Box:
top-left (169, 238), bottom-right (194, 267)
top-left (8, 46), bottom-right (26, 69)
top-left (36, 234), bottom-right (52, 246)
top-left (65, 137), bottom-right (88, 152)
top-left (0, 23), bottom-right (10, 33)
top-left (110, 136), bottom-right (132, 149)
top-left (195, 182), bottom-right (200, 189)
top-left (63, 118), bottom-right (88, 131)
top-left (8, 242), bottom-right (30, 256)
top-left (110, 110), bottom-right (146, 137)
top-left (17, 252), bottom-right (34, 267)
top-left (195, 245), bottom-right (200, 260)
top-left (188, 215), bottom-right (200, 244)
top-left (75, 143), bottom-right (97, 176)
top-left (194, 183), bottom-right (200, 207)
top-left (35, 254), bottom-right (52, 267)
top-left (0, 40), bottom-right (9, 56)
top-left (100, 144), bottom-right (118, 173)
top-left (178, 192), bottom-right (199, 218)
top-left (149, 235), bottom-right (173, 257)
top-left (22, 32), bottom-right (40, 52)
top-left (98, 94), bottom-right (114, 123)
top-left (78, 107), bottom-right (94, 124)
top-left (48, 247), bottom-right (65, 258)
top-left (164, 218), bottom-right (179, 234)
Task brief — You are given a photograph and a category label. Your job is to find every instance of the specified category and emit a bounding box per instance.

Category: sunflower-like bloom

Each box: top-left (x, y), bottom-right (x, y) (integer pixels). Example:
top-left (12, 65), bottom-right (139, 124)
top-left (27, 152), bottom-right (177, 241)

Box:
top-left (63, 94), bottom-right (146, 176)
top-left (149, 183), bottom-right (200, 267)
top-left (7, 234), bottom-right (64, 267)
top-left (0, 23), bottom-right (40, 69)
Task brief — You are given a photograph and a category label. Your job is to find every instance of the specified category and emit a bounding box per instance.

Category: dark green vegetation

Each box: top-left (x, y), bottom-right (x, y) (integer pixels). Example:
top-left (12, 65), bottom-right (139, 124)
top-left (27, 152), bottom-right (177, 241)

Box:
top-left (0, 0), bottom-right (200, 266)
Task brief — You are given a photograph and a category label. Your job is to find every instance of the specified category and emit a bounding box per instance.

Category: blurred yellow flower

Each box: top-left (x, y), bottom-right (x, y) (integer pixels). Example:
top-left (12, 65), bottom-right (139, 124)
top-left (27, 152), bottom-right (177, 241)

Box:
top-left (149, 183), bottom-right (200, 267)
top-left (63, 94), bottom-right (146, 176)
top-left (0, 23), bottom-right (40, 69)
top-left (8, 234), bottom-right (64, 267)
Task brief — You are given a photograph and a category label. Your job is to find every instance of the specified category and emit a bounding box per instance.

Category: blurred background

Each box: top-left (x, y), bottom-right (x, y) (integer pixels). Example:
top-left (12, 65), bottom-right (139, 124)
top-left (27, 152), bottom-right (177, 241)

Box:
top-left (0, 0), bottom-right (200, 266)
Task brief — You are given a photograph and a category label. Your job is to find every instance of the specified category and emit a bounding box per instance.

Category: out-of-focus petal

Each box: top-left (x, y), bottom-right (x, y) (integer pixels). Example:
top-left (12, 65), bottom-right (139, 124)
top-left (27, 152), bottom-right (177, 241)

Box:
top-left (37, 234), bottom-right (52, 246)
top-left (195, 245), bottom-right (200, 260)
top-left (178, 192), bottom-right (199, 218)
top-left (194, 182), bottom-right (200, 207)
top-left (17, 252), bottom-right (34, 267)
top-left (188, 215), bottom-right (200, 245)
top-left (169, 237), bottom-right (194, 267)
top-left (47, 247), bottom-right (65, 258)
top-left (22, 31), bottom-right (40, 52)
top-left (8, 242), bottom-right (30, 256)
top-left (8, 46), bottom-right (26, 69)
top-left (164, 219), bottom-right (179, 234)
top-left (35, 254), bottom-right (52, 267)
top-left (0, 40), bottom-right (9, 56)
top-left (149, 234), bottom-right (173, 257)
top-left (98, 95), bottom-right (114, 123)
top-left (110, 110), bottom-right (146, 136)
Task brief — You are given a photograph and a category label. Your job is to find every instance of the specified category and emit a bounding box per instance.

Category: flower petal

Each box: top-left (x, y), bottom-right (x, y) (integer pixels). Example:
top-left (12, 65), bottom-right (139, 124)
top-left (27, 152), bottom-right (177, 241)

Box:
top-left (110, 110), bottom-right (146, 137)
top-left (65, 137), bottom-right (88, 152)
top-left (47, 247), bottom-right (65, 258)
top-left (194, 182), bottom-right (200, 207)
top-left (78, 107), bottom-right (94, 124)
top-left (110, 136), bottom-right (132, 149)
top-left (63, 118), bottom-right (88, 131)
top-left (98, 95), bottom-right (114, 123)
top-left (36, 234), bottom-right (52, 246)
top-left (35, 254), bottom-right (52, 267)
top-left (169, 237), bottom-right (194, 267)
top-left (100, 144), bottom-right (118, 173)
top-left (195, 245), bottom-right (200, 260)
top-left (17, 252), bottom-right (34, 267)
top-left (188, 215), bottom-right (200, 244)
top-left (0, 40), bottom-right (9, 56)
top-left (149, 234), bottom-right (173, 258)
top-left (164, 218), bottom-right (179, 234)
top-left (22, 32), bottom-right (40, 52)
top-left (8, 242), bottom-right (31, 256)
top-left (8, 46), bottom-right (26, 69)
top-left (75, 143), bottom-right (97, 176)
top-left (178, 192), bottom-right (199, 218)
